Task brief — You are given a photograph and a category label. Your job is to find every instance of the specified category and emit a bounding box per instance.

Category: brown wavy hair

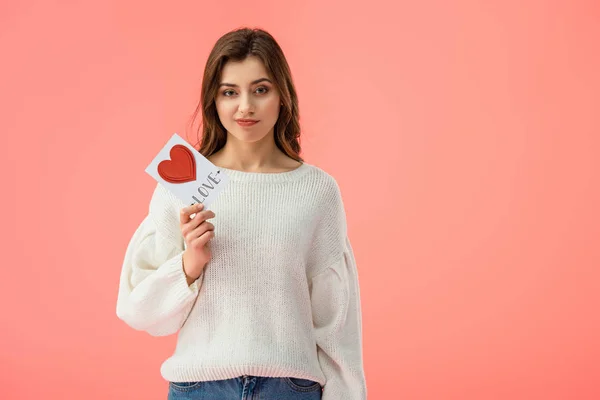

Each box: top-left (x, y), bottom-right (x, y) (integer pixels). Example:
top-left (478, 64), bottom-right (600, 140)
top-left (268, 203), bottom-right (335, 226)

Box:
top-left (186, 27), bottom-right (303, 162)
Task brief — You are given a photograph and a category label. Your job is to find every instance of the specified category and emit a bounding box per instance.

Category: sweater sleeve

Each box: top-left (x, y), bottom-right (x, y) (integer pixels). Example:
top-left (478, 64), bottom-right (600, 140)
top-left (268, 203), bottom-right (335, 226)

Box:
top-left (310, 236), bottom-right (367, 400)
top-left (116, 183), bottom-right (203, 337)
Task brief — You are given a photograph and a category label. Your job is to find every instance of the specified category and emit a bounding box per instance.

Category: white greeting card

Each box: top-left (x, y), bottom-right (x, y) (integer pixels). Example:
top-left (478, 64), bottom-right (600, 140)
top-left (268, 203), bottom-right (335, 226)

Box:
top-left (145, 133), bottom-right (229, 209)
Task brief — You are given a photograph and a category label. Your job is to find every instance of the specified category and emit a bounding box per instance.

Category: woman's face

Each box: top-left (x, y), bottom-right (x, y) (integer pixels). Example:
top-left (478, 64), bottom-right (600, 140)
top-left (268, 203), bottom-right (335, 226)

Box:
top-left (215, 56), bottom-right (281, 143)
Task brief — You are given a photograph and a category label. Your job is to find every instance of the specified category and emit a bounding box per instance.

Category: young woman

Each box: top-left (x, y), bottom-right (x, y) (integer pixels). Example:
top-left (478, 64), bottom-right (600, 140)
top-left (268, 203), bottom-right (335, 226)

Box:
top-left (116, 27), bottom-right (367, 400)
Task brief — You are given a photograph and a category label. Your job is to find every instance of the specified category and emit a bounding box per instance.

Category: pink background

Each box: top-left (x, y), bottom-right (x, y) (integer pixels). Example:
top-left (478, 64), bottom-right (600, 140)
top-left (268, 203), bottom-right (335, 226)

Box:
top-left (2, 1), bottom-right (599, 399)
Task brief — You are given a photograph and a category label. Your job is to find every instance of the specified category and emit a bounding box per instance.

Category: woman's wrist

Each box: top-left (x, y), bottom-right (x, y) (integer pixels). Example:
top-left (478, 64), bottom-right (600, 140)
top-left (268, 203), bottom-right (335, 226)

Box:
top-left (182, 253), bottom-right (198, 286)
top-left (183, 267), bottom-right (197, 286)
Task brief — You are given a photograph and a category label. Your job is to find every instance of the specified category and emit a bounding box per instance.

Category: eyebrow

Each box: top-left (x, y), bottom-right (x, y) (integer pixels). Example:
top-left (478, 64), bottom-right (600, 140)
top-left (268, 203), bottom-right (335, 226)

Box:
top-left (218, 78), bottom-right (272, 88)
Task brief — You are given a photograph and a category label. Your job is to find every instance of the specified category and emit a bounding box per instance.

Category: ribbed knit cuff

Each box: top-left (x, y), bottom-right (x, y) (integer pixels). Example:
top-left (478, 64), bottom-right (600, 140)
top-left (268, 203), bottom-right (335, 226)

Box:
top-left (161, 251), bottom-right (201, 301)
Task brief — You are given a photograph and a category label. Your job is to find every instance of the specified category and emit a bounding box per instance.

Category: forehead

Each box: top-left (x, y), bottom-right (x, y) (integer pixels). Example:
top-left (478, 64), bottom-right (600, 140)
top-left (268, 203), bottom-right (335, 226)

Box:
top-left (220, 56), bottom-right (270, 82)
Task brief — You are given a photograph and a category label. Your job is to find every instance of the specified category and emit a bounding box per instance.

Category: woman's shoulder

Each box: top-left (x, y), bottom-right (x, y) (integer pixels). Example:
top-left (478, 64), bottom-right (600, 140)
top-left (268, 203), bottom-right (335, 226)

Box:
top-left (303, 163), bottom-right (342, 194)
top-left (300, 163), bottom-right (346, 216)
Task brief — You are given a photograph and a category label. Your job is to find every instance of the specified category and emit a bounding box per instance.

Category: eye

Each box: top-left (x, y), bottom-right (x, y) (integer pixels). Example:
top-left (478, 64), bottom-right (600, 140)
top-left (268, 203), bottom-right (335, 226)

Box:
top-left (221, 86), bottom-right (269, 97)
top-left (256, 86), bottom-right (269, 94)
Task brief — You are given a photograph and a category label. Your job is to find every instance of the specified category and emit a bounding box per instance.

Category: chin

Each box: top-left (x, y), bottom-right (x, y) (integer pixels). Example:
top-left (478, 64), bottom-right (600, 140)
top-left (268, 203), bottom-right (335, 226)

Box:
top-left (228, 130), bottom-right (268, 143)
top-left (229, 124), bottom-right (275, 141)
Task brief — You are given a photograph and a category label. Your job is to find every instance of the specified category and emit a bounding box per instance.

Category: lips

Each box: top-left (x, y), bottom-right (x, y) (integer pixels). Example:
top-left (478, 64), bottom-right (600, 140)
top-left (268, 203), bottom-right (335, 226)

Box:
top-left (237, 119), bottom-right (259, 126)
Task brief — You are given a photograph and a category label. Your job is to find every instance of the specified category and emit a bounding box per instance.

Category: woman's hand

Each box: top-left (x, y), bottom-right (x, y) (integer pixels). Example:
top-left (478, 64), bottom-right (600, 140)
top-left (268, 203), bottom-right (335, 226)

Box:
top-left (179, 203), bottom-right (216, 285)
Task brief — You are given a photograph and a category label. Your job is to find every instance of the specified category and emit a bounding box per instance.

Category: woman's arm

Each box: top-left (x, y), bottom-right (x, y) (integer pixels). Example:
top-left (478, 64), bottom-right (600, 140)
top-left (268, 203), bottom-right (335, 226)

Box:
top-left (310, 237), bottom-right (367, 399)
top-left (116, 183), bottom-right (203, 336)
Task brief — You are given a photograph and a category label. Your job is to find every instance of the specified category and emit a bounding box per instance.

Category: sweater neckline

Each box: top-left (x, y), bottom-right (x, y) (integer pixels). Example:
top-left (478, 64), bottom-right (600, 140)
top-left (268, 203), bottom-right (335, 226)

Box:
top-left (216, 162), bottom-right (311, 183)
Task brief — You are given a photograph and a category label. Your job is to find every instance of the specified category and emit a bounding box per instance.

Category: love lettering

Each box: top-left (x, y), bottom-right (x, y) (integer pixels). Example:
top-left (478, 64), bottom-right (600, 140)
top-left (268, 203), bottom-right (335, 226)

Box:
top-left (191, 171), bottom-right (223, 205)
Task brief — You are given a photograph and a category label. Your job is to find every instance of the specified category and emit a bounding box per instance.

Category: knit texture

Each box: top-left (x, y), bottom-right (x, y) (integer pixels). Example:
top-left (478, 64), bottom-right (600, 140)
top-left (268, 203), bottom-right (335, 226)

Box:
top-left (116, 162), bottom-right (367, 399)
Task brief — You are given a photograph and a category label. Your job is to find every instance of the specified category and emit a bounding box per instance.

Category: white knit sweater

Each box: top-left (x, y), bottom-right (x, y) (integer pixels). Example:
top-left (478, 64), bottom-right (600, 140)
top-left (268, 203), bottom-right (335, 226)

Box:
top-left (116, 162), bottom-right (367, 399)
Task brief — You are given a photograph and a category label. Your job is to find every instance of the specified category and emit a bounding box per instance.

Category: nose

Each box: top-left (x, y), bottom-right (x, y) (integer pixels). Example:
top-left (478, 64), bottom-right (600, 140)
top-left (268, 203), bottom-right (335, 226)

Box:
top-left (238, 93), bottom-right (254, 115)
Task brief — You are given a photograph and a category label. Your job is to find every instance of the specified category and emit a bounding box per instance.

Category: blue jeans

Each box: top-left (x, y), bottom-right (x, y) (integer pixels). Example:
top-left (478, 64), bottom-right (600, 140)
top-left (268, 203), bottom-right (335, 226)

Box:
top-left (167, 374), bottom-right (323, 399)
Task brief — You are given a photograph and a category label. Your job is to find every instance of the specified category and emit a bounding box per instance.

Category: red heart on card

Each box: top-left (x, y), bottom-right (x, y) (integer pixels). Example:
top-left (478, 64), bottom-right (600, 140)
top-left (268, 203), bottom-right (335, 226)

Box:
top-left (157, 144), bottom-right (196, 184)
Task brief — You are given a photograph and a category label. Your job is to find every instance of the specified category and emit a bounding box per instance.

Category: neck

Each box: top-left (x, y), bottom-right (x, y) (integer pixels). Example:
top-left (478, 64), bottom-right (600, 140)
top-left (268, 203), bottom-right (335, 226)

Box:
top-left (214, 130), bottom-right (283, 171)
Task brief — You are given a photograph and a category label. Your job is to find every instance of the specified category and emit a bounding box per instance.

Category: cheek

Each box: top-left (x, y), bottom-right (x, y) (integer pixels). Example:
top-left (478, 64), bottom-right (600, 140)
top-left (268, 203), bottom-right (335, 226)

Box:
top-left (263, 97), bottom-right (281, 114)
top-left (216, 101), bottom-right (235, 118)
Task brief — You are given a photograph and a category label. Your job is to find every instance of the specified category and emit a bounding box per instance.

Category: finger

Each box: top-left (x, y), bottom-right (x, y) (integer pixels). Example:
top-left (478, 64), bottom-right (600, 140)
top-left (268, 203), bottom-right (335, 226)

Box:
top-left (184, 220), bottom-right (214, 243)
top-left (195, 221), bottom-right (215, 236)
top-left (181, 212), bottom-right (210, 239)
top-left (191, 230), bottom-right (214, 248)
top-left (180, 203), bottom-right (204, 225)
top-left (186, 210), bottom-right (216, 230)
top-left (188, 211), bottom-right (214, 236)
